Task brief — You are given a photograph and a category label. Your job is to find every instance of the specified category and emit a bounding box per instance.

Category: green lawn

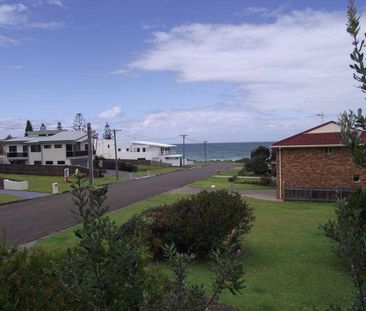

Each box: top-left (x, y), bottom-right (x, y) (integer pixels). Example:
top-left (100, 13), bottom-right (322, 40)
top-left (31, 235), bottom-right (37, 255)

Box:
top-left (216, 168), bottom-right (242, 176)
top-left (189, 176), bottom-right (274, 190)
top-left (134, 165), bottom-right (184, 177)
top-left (0, 194), bottom-right (22, 203)
top-left (36, 193), bottom-right (352, 310)
top-left (0, 174), bottom-right (124, 193)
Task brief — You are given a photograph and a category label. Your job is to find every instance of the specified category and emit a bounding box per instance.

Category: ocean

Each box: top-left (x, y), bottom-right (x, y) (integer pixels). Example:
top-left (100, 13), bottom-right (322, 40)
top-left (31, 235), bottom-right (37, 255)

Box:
top-left (173, 142), bottom-right (273, 161)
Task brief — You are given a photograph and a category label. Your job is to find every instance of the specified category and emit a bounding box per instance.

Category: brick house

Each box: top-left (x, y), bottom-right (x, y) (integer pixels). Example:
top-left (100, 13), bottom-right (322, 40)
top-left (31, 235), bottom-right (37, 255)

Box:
top-left (271, 121), bottom-right (366, 201)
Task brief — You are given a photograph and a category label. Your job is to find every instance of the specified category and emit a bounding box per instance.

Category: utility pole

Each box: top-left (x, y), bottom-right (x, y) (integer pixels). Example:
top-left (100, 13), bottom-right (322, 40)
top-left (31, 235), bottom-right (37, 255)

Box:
top-left (113, 129), bottom-right (121, 180)
top-left (87, 123), bottom-right (94, 187)
top-left (179, 134), bottom-right (188, 166)
top-left (203, 140), bottom-right (207, 164)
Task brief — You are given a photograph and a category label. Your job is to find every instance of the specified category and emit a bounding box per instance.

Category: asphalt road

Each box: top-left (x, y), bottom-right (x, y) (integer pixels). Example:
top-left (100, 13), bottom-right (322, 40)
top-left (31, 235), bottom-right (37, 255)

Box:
top-left (0, 162), bottom-right (233, 245)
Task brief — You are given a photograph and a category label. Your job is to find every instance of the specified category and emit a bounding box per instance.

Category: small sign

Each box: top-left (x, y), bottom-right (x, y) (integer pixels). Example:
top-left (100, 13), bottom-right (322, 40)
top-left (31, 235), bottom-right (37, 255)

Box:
top-left (64, 168), bottom-right (70, 182)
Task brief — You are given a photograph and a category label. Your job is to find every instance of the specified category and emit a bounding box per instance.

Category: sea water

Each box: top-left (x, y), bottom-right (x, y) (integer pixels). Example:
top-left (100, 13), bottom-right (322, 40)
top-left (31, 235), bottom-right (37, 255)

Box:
top-left (173, 142), bottom-right (272, 161)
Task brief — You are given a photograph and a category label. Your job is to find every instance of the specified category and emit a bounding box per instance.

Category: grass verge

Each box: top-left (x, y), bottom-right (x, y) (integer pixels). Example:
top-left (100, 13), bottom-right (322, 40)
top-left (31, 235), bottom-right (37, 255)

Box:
top-left (0, 194), bottom-right (22, 204)
top-left (189, 176), bottom-right (274, 190)
top-left (0, 174), bottom-right (124, 193)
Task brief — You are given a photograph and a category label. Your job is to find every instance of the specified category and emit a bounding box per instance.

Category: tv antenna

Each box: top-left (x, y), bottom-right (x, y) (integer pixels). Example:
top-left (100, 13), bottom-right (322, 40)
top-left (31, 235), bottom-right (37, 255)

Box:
top-left (316, 113), bottom-right (325, 124)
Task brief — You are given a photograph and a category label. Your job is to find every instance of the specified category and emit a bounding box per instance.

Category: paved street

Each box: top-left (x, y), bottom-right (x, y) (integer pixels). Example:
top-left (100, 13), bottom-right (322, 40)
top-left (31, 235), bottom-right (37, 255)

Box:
top-left (0, 162), bottom-right (233, 245)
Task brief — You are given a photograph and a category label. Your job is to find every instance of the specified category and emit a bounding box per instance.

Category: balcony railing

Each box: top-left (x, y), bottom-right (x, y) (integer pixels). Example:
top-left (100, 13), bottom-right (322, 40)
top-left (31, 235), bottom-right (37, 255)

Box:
top-left (66, 150), bottom-right (89, 157)
top-left (7, 152), bottom-right (28, 158)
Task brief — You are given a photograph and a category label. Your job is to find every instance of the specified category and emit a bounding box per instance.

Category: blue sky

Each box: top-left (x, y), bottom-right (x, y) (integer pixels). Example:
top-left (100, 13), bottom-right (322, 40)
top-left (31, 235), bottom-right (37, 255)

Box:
top-left (1, 0), bottom-right (365, 143)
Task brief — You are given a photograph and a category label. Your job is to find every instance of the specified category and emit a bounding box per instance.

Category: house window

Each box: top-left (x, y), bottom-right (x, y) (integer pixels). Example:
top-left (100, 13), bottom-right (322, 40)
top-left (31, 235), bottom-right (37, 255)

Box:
top-left (85, 144), bottom-right (88, 151)
top-left (118, 148), bottom-right (121, 152)
top-left (126, 148), bottom-right (129, 151)
top-left (107, 144), bottom-right (110, 149)
top-left (324, 147), bottom-right (333, 154)
top-left (44, 145), bottom-right (51, 149)
top-left (137, 148), bottom-right (140, 152)
top-left (31, 145), bottom-right (41, 152)
top-left (57, 161), bottom-right (65, 165)
top-left (55, 144), bottom-right (62, 149)
top-left (143, 148), bottom-right (146, 152)
top-left (9, 146), bottom-right (17, 152)
top-left (353, 175), bottom-right (361, 183)
top-left (23, 145), bottom-right (28, 152)
top-left (34, 161), bottom-right (41, 165)
top-left (45, 161), bottom-right (53, 165)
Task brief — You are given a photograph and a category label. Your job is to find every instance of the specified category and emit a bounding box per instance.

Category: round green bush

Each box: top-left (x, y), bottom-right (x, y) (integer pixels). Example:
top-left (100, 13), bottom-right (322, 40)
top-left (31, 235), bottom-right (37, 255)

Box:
top-left (121, 190), bottom-right (255, 259)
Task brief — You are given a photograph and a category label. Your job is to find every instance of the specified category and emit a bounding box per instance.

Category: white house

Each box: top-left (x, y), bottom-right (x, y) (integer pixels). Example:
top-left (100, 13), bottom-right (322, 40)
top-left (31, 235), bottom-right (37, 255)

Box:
top-left (2, 130), bottom-right (90, 167)
top-left (95, 139), bottom-right (186, 166)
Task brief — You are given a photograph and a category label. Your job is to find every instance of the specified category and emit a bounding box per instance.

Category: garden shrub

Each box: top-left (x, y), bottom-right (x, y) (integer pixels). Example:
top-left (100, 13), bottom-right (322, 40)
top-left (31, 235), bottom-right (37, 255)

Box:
top-left (228, 175), bottom-right (238, 182)
top-left (260, 175), bottom-right (273, 186)
top-left (121, 190), bottom-right (255, 258)
top-left (322, 189), bottom-right (366, 309)
top-left (0, 242), bottom-right (75, 311)
top-left (118, 162), bottom-right (138, 172)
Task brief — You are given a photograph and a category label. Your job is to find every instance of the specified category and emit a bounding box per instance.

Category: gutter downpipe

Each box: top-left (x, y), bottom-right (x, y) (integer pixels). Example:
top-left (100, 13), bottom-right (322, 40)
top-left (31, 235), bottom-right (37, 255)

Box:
top-left (279, 147), bottom-right (282, 200)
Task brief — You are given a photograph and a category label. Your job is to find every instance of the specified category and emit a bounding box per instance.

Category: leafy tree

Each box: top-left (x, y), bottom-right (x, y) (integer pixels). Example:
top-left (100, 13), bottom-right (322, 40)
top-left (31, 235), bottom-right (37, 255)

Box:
top-left (57, 122), bottom-right (62, 130)
top-left (25, 120), bottom-right (33, 136)
top-left (39, 123), bottom-right (47, 131)
top-left (73, 113), bottom-right (86, 132)
top-left (103, 122), bottom-right (112, 140)
top-left (324, 2), bottom-right (366, 310)
top-left (245, 145), bottom-right (270, 175)
top-left (340, 0), bottom-right (366, 167)
top-left (56, 176), bottom-right (164, 310)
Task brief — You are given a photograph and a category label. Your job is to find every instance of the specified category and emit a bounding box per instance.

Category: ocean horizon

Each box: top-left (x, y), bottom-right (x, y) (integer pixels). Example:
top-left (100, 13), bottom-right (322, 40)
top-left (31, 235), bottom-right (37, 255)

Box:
top-left (173, 141), bottom-right (273, 161)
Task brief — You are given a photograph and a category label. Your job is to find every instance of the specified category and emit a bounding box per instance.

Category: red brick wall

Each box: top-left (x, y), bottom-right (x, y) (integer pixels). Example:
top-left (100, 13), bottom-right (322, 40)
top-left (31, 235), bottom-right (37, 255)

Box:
top-left (275, 147), bottom-right (366, 199)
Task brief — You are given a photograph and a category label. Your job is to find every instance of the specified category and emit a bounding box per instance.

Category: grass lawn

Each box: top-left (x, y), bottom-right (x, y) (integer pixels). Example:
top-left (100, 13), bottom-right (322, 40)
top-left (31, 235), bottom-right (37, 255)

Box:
top-left (0, 174), bottom-right (124, 193)
top-left (134, 165), bottom-right (184, 177)
top-left (36, 193), bottom-right (353, 310)
top-left (216, 167), bottom-right (242, 176)
top-left (189, 176), bottom-right (274, 190)
top-left (0, 194), bottom-right (22, 203)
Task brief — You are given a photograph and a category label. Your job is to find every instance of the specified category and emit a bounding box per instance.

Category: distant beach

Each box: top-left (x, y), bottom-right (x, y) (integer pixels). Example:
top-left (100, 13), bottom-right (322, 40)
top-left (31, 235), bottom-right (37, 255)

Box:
top-left (173, 142), bottom-right (272, 161)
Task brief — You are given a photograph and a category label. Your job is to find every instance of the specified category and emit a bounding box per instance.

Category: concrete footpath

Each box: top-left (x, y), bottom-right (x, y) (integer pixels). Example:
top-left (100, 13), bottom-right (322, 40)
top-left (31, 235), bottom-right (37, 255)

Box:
top-left (0, 162), bottom-right (233, 245)
top-left (170, 185), bottom-right (278, 201)
top-left (0, 189), bottom-right (49, 200)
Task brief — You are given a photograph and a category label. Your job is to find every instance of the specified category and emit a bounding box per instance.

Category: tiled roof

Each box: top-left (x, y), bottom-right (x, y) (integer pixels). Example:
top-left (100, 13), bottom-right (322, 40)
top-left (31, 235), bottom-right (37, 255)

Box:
top-left (271, 121), bottom-right (365, 147)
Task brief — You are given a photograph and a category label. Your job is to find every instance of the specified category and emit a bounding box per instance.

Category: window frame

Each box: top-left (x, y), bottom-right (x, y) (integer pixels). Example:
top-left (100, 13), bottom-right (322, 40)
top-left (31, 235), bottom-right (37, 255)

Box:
top-left (324, 147), bottom-right (333, 154)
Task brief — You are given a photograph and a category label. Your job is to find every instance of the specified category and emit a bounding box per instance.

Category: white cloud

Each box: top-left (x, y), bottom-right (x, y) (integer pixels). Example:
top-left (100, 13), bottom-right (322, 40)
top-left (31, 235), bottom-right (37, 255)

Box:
top-left (28, 21), bottom-right (63, 29)
top-left (117, 9), bottom-right (366, 128)
top-left (0, 3), bottom-right (27, 27)
top-left (0, 2), bottom-right (63, 29)
top-left (118, 104), bottom-right (319, 143)
top-left (98, 106), bottom-right (122, 119)
top-left (0, 34), bottom-right (18, 45)
top-left (47, 0), bottom-right (65, 8)
top-left (8, 64), bottom-right (23, 69)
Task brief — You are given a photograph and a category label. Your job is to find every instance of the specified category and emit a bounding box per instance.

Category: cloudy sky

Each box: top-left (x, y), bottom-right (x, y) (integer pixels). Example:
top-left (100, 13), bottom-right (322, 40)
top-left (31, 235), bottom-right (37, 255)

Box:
top-left (1, 0), bottom-right (365, 143)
